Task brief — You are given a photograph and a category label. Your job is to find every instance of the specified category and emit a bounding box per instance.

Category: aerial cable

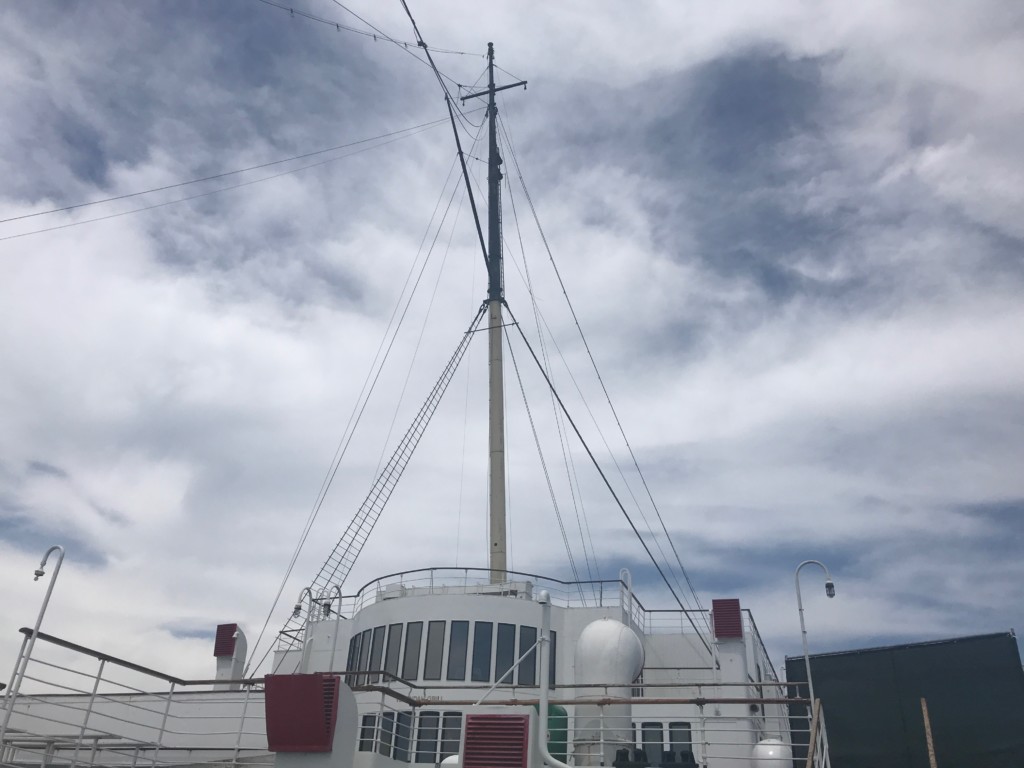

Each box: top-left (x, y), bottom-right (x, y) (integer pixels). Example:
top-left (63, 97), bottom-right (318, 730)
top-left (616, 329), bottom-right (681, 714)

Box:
top-left (245, 149), bottom-right (467, 675)
top-left (0, 116), bottom-right (457, 226)
top-left (501, 120), bottom-right (709, 626)
top-left (502, 161), bottom-right (599, 587)
top-left (506, 307), bottom-right (713, 655)
top-left (0, 122), bottom-right (441, 243)
top-left (505, 325), bottom-right (588, 602)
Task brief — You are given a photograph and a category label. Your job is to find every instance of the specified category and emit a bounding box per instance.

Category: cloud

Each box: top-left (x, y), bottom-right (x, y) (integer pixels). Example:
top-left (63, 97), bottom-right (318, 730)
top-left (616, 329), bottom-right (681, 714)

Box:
top-left (1, 0), bottom-right (1021, 686)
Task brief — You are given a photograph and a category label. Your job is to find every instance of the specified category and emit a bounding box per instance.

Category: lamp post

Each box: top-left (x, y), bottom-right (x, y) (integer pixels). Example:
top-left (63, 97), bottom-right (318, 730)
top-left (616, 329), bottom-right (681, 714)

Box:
top-left (292, 587), bottom-right (314, 674)
top-left (0, 545), bottom-right (66, 749)
top-left (794, 559), bottom-right (835, 707)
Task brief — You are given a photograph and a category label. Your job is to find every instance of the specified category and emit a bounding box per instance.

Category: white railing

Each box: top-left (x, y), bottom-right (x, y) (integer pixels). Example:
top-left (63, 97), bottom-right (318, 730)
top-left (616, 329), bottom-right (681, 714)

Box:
top-left (0, 629), bottom-right (270, 768)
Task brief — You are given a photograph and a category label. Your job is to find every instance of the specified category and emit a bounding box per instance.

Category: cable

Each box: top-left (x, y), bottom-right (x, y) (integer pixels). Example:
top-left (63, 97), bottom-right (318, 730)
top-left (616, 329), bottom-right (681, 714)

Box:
top-left (0, 122), bottom-right (442, 243)
top-left (506, 307), bottom-right (713, 655)
top-left (0, 117), bottom-right (454, 226)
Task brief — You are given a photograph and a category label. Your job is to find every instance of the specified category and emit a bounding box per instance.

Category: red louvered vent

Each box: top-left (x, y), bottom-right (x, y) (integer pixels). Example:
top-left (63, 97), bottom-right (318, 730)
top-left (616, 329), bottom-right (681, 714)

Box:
top-left (265, 674), bottom-right (341, 752)
top-left (712, 598), bottom-right (743, 639)
top-left (213, 623), bottom-right (238, 658)
top-left (462, 714), bottom-right (529, 768)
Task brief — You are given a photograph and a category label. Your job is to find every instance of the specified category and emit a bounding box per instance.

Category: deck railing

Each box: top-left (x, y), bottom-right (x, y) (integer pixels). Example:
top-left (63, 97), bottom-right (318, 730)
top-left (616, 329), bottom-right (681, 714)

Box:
top-left (0, 629), bottom-right (270, 768)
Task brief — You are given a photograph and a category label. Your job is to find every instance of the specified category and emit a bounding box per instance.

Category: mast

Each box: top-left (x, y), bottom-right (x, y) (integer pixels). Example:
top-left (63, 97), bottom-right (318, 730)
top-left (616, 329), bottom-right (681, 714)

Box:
top-left (485, 42), bottom-right (506, 583)
top-left (459, 44), bottom-right (525, 584)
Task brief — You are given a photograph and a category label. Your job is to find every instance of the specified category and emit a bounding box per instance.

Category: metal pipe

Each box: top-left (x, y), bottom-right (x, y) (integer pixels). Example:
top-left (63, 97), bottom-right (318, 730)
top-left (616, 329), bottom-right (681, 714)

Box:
top-left (293, 588), bottom-right (315, 674)
top-left (0, 545), bottom-right (66, 750)
top-left (794, 560), bottom-right (836, 708)
top-left (71, 657), bottom-right (106, 768)
top-left (537, 590), bottom-right (570, 768)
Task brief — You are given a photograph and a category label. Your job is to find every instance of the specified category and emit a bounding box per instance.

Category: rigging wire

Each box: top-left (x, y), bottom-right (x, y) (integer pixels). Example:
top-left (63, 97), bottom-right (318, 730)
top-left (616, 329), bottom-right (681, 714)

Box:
top-left (505, 326), bottom-right (589, 602)
top-left (506, 307), bottom-right (713, 655)
top-left (0, 122), bottom-right (442, 244)
top-left (0, 116), bottom-right (458, 226)
top-left (500, 119), bottom-right (711, 633)
top-left (503, 167), bottom-right (600, 588)
top-left (498, 111), bottom-right (601, 587)
top-left (244, 148), bottom-right (468, 675)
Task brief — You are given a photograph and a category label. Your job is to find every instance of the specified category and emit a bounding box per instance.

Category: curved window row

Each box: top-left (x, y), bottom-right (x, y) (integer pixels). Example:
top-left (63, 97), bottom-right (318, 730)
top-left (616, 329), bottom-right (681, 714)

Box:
top-left (359, 710), bottom-right (461, 763)
top-left (346, 620), bottom-right (556, 685)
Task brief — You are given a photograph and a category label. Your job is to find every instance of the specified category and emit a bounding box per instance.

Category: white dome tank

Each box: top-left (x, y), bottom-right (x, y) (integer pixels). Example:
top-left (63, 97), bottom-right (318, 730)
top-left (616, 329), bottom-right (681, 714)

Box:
top-left (752, 738), bottom-right (792, 767)
top-left (440, 756), bottom-right (460, 766)
top-left (574, 618), bottom-right (644, 685)
top-left (573, 618), bottom-right (644, 766)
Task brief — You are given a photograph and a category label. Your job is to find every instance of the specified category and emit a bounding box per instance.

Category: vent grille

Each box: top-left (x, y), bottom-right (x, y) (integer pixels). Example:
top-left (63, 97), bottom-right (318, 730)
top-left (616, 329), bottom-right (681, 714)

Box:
top-left (462, 714), bottom-right (529, 768)
top-left (213, 623), bottom-right (238, 657)
top-left (712, 598), bottom-right (743, 639)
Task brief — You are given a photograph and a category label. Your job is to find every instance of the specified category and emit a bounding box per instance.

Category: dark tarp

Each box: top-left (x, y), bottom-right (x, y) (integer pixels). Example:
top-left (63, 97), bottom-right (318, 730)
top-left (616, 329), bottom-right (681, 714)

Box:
top-left (785, 632), bottom-right (1024, 768)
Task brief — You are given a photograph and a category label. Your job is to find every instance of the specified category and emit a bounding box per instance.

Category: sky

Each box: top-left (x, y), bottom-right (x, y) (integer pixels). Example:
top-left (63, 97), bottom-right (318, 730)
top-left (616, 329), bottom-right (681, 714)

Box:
top-left (1, 0), bottom-right (1022, 685)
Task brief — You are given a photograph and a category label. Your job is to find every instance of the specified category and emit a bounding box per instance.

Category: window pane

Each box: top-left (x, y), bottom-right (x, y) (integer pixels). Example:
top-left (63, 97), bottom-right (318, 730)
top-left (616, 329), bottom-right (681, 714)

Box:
top-left (378, 712), bottom-right (395, 756)
top-left (447, 621), bottom-right (469, 681)
top-left (494, 623), bottom-right (516, 684)
top-left (369, 625), bottom-right (386, 684)
top-left (669, 721), bottom-right (693, 761)
top-left (471, 622), bottom-right (493, 682)
top-left (641, 722), bottom-right (663, 765)
top-left (549, 630), bottom-right (557, 686)
top-left (403, 622), bottom-right (423, 681)
top-left (415, 711), bottom-right (439, 763)
top-left (518, 626), bottom-right (537, 686)
top-left (358, 628), bottom-right (372, 685)
top-left (423, 621), bottom-right (446, 681)
top-left (346, 633), bottom-right (361, 674)
top-left (384, 623), bottom-right (403, 679)
top-left (394, 711), bottom-right (412, 763)
top-left (359, 714), bottom-right (376, 752)
top-left (440, 712), bottom-right (462, 759)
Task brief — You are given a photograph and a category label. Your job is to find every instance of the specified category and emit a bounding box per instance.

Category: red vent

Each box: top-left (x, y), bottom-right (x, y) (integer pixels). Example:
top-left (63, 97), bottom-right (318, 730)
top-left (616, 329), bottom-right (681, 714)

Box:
top-left (265, 674), bottom-right (340, 752)
top-left (213, 624), bottom-right (238, 658)
top-left (712, 598), bottom-right (743, 639)
top-left (462, 714), bottom-right (530, 768)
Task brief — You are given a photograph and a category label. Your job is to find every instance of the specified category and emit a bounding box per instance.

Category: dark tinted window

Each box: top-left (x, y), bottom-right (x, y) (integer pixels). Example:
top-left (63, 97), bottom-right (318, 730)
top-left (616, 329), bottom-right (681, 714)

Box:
top-left (549, 630), bottom-right (557, 686)
top-left (369, 625), bottom-right (386, 683)
top-left (669, 721), bottom-right (692, 761)
top-left (358, 628), bottom-right (372, 685)
top-left (378, 712), bottom-right (395, 756)
top-left (494, 623), bottom-right (516, 684)
top-left (440, 712), bottom-right (462, 759)
top-left (518, 626), bottom-right (537, 685)
top-left (641, 722), bottom-right (663, 765)
top-left (384, 623), bottom-right (403, 679)
top-left (403, 622), bottom-right (423, 680)
top-left (415, 711), bottom-right (439, 763)
top-left (471, 622), bottom-right (493, 682)
top-left (359, 714), bottom-right (376, 752)
top-left (346, 633), bottom-right (361, 673)
top-left (424, 621), bottom-right (446, 681)
top-left (394, 711), bottom-right (412, 763)
top-left (447, 621), bottom-right (469, 681)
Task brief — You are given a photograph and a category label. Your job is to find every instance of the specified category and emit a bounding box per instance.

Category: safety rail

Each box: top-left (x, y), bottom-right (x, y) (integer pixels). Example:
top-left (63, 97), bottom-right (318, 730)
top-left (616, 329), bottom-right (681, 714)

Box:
top-left (0, 629), bottom-right (270, 768)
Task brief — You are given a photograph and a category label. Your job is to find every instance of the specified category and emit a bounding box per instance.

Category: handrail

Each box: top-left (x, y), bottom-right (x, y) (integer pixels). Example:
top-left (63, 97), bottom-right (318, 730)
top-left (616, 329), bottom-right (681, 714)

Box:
top-left (805, 698), bottom-right (821, 768)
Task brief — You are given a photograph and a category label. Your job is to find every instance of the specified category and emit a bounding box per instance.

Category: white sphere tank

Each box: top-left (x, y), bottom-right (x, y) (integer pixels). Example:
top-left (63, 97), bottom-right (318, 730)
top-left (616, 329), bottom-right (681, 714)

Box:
top-left (574, 618), bottom-right (644, 685)
top-left (752, 739), bottom-right (792, 767)
top-left (440, 756), bottom-right (460, 766)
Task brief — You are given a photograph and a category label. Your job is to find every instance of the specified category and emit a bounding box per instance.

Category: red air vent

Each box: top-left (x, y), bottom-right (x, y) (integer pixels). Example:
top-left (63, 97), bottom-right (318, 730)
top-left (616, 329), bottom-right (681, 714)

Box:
top-left (213, 623), bottom-right (238, 658)
top-left (712, 598), bottom-right (743, 639)
top-left (265, 674), bottom-right (340, 752)
top-left (462, 714), bottom-right (529, 768)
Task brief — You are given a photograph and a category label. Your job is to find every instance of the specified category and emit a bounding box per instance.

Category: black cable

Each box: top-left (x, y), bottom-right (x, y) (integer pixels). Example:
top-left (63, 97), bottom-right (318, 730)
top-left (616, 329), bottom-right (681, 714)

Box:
top-left (0, 117), bottom-right (453, 226)
top-left (506, 307), bottom-right (713, 655)
top-left (0, 123), bottom-right (439, 243)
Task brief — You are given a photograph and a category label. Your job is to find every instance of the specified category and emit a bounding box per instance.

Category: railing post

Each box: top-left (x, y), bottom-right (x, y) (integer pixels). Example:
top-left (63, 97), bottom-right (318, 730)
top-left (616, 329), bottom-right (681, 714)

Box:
top-left (71, 658), bottom-right (106, 768)
top-left (232, 684), bottom-right (253, 768)
top-left (151, 681), bottom-right (175, 768)
top-left (0, 633), bottom-right (32, 757)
